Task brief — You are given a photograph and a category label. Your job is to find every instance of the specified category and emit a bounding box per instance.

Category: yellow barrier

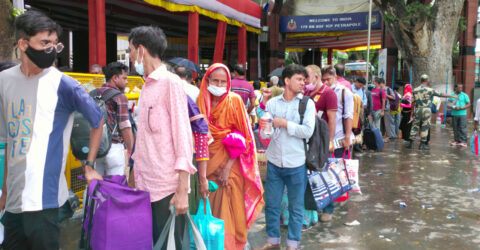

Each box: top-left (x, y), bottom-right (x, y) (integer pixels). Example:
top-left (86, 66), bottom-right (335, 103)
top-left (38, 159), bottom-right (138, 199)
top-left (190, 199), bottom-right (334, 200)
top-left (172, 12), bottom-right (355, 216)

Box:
top-left (64, 73), bottom-right (143, 198)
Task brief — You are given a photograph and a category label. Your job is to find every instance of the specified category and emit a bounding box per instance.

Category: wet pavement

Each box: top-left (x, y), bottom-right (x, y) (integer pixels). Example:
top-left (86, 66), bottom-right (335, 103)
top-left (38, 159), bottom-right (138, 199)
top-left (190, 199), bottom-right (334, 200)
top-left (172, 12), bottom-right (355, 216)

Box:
top-left (60, 122), bottom-right (480, 250)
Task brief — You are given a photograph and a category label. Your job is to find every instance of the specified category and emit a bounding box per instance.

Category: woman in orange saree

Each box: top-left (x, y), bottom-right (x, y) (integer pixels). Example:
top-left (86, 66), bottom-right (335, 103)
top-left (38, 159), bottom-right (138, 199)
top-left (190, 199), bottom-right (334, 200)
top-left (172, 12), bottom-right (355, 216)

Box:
top-left (196, 63), bottom-right (264, 249)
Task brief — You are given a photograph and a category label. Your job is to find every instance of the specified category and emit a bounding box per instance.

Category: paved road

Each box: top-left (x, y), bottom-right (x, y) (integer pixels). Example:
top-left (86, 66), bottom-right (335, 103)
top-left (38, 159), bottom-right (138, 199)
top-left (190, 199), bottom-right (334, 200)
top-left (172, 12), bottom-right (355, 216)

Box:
top-left (248, 123), bottom-right (480, 249)
top-left (60, 123), bottom-right (480, 249)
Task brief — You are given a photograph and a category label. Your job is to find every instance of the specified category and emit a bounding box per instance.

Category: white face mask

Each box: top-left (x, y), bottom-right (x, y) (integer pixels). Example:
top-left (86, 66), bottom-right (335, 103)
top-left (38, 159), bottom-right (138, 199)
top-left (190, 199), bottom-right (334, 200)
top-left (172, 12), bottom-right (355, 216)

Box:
top-left (134, 47), bottom-right (144, 75)
top-left (207, 85), bottom-right (227, 97)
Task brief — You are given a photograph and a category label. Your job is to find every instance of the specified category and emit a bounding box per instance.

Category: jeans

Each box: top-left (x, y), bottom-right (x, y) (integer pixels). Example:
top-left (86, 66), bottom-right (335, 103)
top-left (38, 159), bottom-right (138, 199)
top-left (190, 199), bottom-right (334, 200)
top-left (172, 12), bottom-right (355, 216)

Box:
top-left (322, 148), bottom-right (348, 215)
top-left (265, 162), bottom-right (307, 248)
top-left (390, 113), bottom-right (401, 138)
top-left (372, 110), bottom-right (382, 129)
top-left (452, 115), bottom-right (467, 143)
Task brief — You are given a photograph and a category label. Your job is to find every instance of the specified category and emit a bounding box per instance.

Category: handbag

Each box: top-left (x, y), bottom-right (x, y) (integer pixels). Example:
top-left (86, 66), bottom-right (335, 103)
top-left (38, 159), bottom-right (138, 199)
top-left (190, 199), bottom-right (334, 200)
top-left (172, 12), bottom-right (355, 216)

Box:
top-left (153, 209), bottom-right (207, 250)
top-left (190, 199), bottom-right (224, 249)
top-left (82, 175), bottom-right (152, 250)
top-left (306, 153), bottom-right (352, 211)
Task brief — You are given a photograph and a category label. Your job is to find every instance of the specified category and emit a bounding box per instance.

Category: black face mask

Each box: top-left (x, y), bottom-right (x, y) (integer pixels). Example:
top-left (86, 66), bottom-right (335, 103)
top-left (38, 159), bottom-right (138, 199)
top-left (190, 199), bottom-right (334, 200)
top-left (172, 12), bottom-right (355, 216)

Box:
top-left (25, 46), bottom-right (56, 69)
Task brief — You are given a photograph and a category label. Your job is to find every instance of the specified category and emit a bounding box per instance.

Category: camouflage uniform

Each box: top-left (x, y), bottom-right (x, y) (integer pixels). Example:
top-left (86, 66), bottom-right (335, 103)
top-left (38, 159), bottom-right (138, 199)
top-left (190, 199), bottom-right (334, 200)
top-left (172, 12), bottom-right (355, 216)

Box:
top-left (409, 85), bottom-right (441, 142)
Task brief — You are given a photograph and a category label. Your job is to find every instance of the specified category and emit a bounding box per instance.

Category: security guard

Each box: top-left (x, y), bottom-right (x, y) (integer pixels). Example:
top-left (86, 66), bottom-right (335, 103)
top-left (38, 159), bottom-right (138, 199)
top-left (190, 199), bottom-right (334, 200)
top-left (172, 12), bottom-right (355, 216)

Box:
top-left (406, 74), bottom-right (457, 150)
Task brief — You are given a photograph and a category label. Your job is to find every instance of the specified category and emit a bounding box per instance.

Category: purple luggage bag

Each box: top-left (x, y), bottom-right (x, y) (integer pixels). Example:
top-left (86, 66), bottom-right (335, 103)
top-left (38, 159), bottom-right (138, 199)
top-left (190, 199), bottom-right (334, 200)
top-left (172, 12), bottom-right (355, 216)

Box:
top-left (83, 175), bottom-right (152, 250)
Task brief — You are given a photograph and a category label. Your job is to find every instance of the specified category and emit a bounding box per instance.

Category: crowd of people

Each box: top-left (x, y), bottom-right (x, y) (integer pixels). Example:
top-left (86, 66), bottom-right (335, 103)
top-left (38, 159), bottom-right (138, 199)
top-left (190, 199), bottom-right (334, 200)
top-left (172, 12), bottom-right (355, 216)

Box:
top-left (0, 10), bottom-right (476, 250)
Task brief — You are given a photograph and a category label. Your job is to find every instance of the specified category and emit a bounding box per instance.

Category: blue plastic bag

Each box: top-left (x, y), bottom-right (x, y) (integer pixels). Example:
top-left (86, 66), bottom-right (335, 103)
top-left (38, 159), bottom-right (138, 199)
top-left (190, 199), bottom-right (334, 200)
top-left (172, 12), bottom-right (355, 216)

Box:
top-left (190, 199), bottom-right (224, 250)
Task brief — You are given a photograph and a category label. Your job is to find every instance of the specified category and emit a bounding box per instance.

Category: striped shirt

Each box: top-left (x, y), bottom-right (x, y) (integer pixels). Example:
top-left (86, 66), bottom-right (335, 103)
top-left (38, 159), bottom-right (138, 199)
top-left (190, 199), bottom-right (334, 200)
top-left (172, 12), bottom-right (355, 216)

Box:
top-left (231, 78), bottom-right (255, 106)
top-left (0, 65), bottom-right (103, 213)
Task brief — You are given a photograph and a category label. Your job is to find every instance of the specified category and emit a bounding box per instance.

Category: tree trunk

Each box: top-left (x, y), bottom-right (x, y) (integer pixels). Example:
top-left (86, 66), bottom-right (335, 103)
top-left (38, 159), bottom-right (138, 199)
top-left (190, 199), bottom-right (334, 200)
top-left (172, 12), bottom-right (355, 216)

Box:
top-left (0, 0), bottom-right (15, 60)
top-left (373, 0), bottom-right (465, 93)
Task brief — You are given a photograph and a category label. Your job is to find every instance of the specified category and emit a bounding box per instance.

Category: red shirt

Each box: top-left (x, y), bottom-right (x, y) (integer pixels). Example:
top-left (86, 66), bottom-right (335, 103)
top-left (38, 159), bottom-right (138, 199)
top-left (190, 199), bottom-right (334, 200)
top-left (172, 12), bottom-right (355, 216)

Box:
top-left (305, 84), bottom-right (338, 123)
top-left (231, 77), bottom-right (255, 106)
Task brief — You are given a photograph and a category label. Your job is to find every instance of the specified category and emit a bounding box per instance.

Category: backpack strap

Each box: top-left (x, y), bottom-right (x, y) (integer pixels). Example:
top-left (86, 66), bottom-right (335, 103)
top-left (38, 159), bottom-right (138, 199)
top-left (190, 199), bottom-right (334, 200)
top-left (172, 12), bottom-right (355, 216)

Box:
top-left (299, 96), bottom-right (310, 159)
top-left (101, 88), bottom-right (123, 102)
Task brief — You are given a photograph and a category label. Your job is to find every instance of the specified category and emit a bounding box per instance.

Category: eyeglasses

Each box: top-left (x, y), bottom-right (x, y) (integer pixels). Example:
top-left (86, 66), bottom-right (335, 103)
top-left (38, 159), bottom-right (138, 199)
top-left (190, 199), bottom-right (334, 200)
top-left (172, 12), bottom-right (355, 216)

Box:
top-left (44, 43), bottom-right (64, 54)
top-left (27, 40), bottom-right (64, 54)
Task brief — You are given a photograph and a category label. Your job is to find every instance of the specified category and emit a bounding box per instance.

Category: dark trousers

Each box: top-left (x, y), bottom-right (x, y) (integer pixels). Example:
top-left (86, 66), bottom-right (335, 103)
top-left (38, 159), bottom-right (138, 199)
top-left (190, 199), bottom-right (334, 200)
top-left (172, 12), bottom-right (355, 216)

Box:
top-left (3, 208), bottom-right (60, 250)
top-left (452, 115), bottom-right (467, 143)
top-left (152, 193), bottom-right (187, 250)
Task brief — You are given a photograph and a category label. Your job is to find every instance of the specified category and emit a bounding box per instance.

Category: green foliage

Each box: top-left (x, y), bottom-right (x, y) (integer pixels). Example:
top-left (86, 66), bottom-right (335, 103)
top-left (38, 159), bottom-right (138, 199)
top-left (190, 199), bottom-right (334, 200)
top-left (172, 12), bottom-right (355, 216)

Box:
top-left (458, 16), bottom-right (467, 31)
top-left (405, 1), bottom-right (433, 19)
top-left (383, 1), bottom-right (433, 27)
top-left (12, 8), bottom-right (24, 17)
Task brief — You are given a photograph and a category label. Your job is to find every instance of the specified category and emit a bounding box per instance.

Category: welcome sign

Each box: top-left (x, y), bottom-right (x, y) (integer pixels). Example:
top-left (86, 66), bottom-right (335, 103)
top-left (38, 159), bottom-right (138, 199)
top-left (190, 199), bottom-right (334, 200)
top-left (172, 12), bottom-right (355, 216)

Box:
top-left (280, 11), bottom-right (382, 33)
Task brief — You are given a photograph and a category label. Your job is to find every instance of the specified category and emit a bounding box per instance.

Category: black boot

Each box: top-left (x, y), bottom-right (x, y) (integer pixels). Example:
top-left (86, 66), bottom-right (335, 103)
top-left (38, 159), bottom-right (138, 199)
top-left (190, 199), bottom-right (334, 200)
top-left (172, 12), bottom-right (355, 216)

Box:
top-left (419, 142), bottom-right (430, 150)
top-left (406, 141), bottom-right (414, 149)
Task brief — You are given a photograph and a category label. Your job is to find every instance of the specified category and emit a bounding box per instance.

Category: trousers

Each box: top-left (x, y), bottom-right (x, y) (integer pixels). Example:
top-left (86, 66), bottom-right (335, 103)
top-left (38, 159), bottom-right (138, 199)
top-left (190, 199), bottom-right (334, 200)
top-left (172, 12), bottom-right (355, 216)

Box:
top-left (409, 107), bottom-right (431, 142)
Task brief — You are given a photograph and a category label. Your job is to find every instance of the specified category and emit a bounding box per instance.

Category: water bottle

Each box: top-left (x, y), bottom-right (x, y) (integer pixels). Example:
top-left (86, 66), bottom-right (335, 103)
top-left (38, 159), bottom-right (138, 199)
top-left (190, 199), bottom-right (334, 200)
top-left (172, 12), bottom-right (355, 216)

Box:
top-left (261, 111), bottom-right (274, 136)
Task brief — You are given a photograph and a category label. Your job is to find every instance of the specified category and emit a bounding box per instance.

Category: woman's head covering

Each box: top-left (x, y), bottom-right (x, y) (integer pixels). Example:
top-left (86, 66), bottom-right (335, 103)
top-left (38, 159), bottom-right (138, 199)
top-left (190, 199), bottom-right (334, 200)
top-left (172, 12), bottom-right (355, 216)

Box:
top-left (197, 63), bottom-right (232, 120)
top-left (404, 84), bottom-right (412, 96)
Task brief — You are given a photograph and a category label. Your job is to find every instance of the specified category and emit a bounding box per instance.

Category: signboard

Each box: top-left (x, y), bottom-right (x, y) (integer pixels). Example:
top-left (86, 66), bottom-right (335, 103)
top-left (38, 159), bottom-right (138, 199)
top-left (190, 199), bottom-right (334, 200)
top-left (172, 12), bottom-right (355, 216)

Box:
top-left (280, 11), bottom-right (382, 33)
top-left (378, 48), bottom-right (387, 79)
top-left (283, 0), bottom-right (371, 16)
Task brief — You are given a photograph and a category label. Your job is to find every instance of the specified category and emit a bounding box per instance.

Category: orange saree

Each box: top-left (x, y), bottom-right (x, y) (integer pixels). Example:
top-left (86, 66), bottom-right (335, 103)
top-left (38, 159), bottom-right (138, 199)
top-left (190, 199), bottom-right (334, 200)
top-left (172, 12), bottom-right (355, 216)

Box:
top-left (197, 64), bottom-right (264, 250)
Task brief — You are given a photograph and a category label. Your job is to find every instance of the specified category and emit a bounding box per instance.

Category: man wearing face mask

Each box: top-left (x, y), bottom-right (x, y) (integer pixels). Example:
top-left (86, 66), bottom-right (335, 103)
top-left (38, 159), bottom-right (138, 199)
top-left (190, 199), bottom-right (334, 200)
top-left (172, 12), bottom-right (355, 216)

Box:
top-left (0, 11), bottom-right (104, 249)
top-left (127, 26), bottom-right (196, 249)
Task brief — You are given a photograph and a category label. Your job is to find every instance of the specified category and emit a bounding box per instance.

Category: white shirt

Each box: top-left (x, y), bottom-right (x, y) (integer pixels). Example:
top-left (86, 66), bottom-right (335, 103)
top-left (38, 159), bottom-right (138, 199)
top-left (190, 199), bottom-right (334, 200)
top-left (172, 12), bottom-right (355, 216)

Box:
top-left (181, 80), bottom-right (200, 101)
top-left (475, 98), bottom-right (480, 125)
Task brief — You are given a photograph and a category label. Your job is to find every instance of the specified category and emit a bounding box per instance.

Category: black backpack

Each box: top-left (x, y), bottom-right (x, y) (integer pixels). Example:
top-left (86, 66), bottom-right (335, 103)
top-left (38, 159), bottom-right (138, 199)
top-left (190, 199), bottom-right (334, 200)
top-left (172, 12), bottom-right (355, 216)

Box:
top-left (299, 96), bottom-right (330, 172)
top-left (70, 88), bottom-right (122, 160)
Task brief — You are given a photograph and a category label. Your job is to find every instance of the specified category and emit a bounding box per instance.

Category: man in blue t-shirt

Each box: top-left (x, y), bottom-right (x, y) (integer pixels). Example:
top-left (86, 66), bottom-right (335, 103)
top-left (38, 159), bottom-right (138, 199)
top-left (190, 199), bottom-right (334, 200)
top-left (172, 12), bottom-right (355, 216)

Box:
top-left (448, 83), bottom-right (470, 147)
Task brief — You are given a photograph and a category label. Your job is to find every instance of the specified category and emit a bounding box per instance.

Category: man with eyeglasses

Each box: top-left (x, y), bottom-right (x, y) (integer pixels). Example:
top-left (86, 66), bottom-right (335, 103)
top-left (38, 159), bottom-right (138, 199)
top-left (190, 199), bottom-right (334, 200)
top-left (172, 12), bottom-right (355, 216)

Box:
top-left (0, 11), bottom-right (104, 249)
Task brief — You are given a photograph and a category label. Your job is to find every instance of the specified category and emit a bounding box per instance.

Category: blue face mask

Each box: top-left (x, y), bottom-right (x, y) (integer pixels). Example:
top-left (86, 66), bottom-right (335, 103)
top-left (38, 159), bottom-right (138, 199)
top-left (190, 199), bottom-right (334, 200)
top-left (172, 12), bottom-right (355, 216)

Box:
top-left (134, 47), bottom-right (144, 75)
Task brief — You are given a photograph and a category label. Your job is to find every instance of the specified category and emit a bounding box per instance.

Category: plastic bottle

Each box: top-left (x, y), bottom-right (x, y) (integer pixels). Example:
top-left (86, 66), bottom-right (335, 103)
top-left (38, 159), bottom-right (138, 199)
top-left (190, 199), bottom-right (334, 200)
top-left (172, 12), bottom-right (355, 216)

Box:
top-left (261, 111), bottom-right (274, 136)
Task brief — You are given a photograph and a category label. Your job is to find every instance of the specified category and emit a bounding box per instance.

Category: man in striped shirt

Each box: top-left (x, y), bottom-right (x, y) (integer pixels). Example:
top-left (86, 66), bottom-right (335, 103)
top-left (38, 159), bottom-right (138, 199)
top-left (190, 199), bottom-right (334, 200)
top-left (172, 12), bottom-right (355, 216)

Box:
top-left (231, 64), bottom-right (256, 114)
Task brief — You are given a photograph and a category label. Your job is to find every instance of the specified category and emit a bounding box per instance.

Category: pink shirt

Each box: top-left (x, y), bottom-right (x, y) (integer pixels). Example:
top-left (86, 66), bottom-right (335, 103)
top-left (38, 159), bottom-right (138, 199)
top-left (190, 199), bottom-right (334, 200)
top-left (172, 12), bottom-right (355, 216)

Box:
top-left (372, 88), bottom-right (386, 111)
top-left (132, 65), bottom-right (196, 202)
top-left (337, 77), bottom-right (352, 91)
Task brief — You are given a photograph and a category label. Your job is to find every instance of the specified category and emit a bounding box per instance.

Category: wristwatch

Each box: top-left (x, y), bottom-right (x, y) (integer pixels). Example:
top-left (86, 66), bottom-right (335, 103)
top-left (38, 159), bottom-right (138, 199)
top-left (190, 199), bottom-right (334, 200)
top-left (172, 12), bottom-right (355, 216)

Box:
top-left (84, 160), bottom-right (95, 167)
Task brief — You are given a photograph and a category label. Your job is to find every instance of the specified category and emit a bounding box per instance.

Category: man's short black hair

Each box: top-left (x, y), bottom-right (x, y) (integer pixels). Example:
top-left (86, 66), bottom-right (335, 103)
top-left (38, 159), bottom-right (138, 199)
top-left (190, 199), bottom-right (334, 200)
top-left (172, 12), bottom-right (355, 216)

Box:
top-left (281, 64), bottom-right (307, 82)
top-left (234, 64), bottom-right (246, 76)
top-left (128, 26), bottom-right (167, 59)
top-left (14, 11), bottom-right (62, 42)
top-left (334, 64), bottom-right (345, 77)
top-left (356, 77), bottom-right (366, 85)
top-left (455, 83), bottom-right (463, 88)
top-left (175, 66), bottom-right (188, 79)
top-left (104, 62), bottom-right (128, 82)
top-left (253, 80), bottom-right (261, 90)
top-left (185, 70), bottom-right (193, 82)
top-left (374, 77), bottom-right (385, 84)
top-left (321, 65), bottom-right (336, 76)
top-left (0, 60), bottom-right (17, 72)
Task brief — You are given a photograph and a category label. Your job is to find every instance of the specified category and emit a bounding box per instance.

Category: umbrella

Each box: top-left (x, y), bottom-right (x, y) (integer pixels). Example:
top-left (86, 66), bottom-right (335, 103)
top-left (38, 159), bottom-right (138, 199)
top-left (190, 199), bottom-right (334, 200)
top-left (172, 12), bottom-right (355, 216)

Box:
top-left (168, 57), bottom-right (201, 73)
top-left (268, 66), bottom-right (284, 77)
